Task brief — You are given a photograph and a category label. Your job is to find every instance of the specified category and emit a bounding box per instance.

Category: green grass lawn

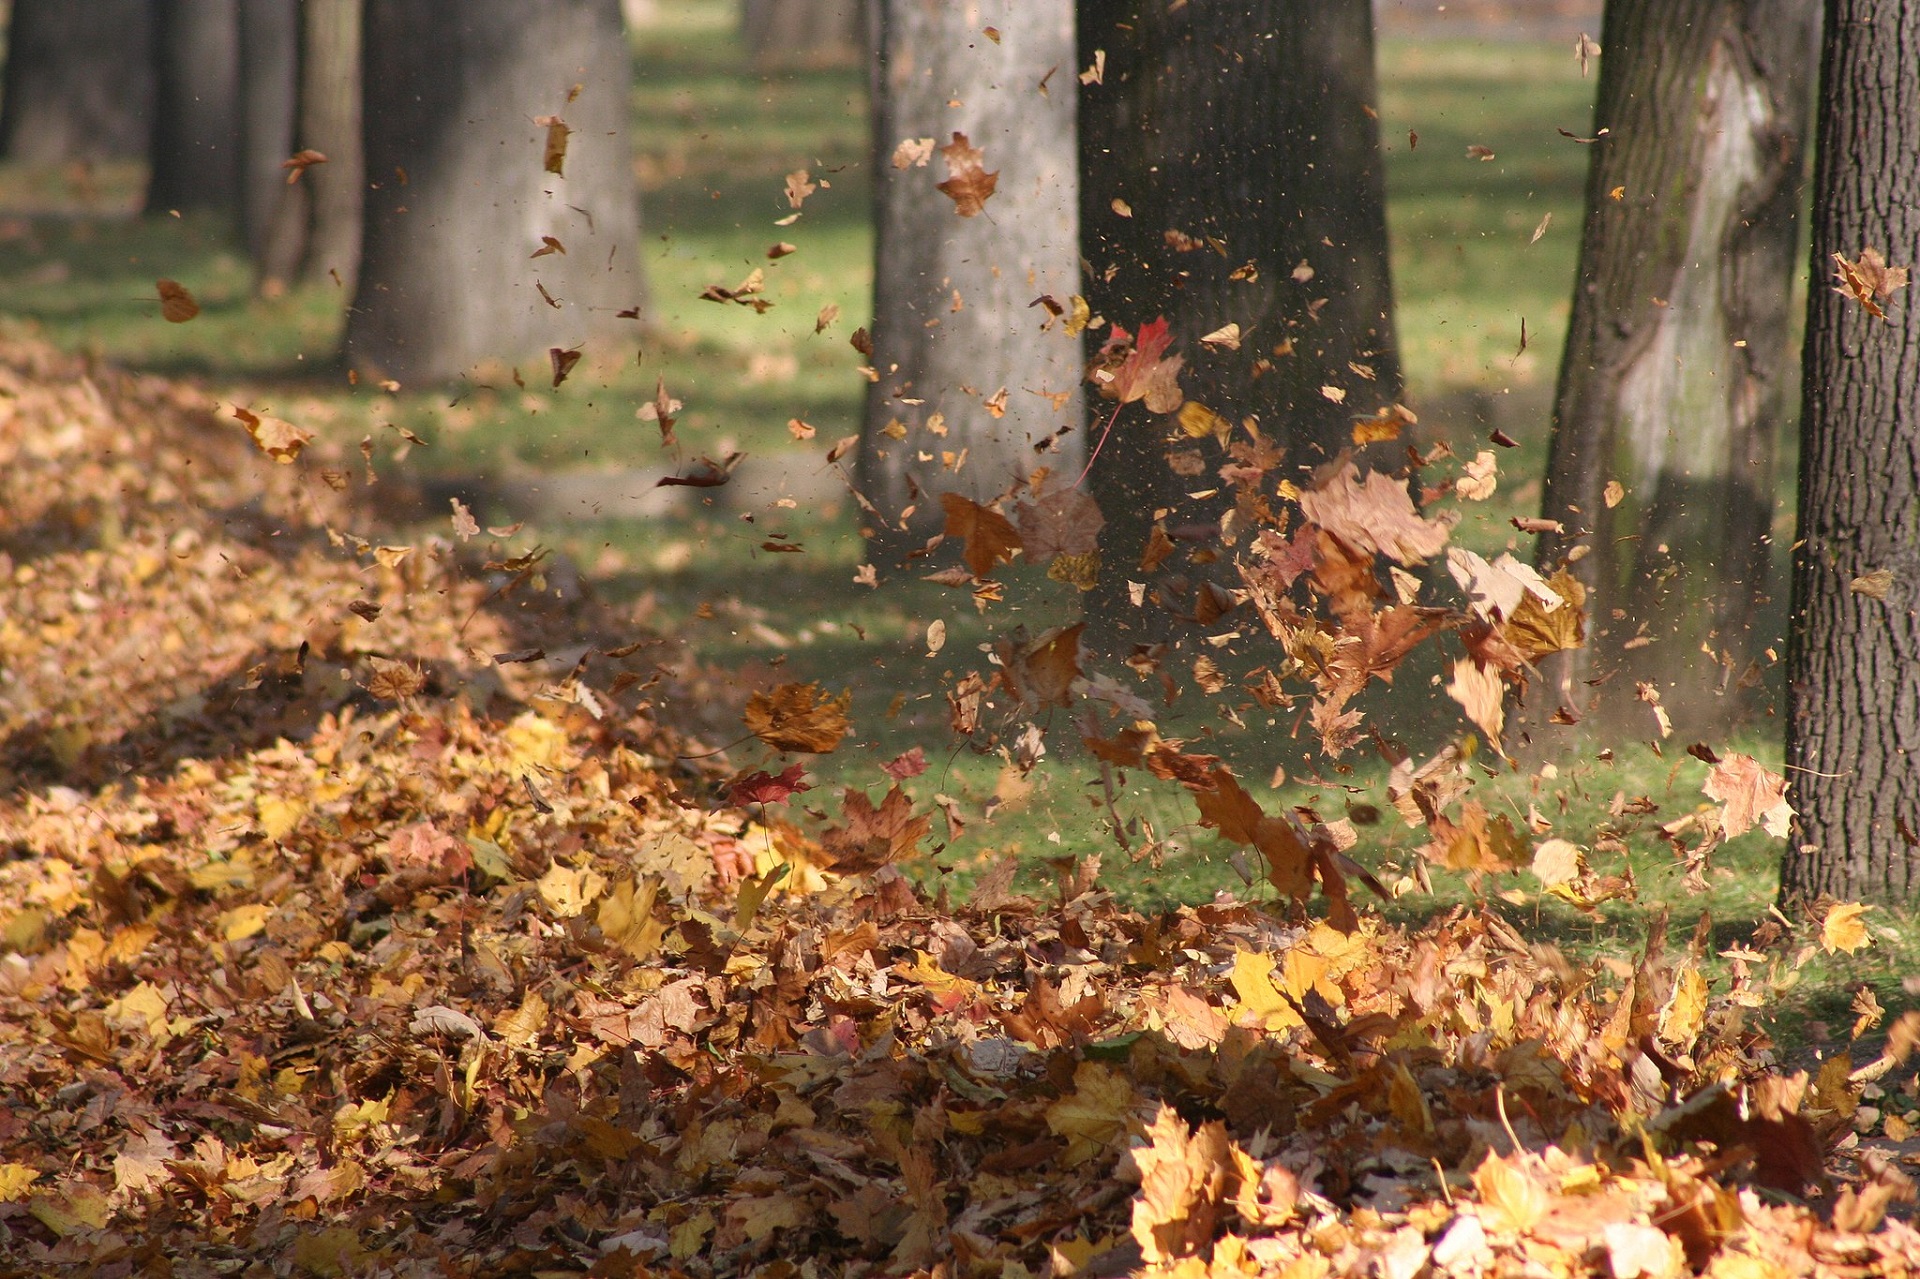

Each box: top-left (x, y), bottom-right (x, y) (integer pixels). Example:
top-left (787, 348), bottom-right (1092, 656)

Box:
top-left (0, 3), bottom-right (1903, 1047)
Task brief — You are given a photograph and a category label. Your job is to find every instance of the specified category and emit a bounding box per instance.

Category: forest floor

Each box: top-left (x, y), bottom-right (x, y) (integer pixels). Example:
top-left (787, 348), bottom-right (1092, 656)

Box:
top-left (1, 4), bottom-right (1917, 1274)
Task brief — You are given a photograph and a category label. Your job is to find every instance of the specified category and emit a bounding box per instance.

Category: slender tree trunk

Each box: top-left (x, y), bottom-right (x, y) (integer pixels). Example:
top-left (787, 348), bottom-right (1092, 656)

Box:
top-left (1530, 0), bottom-right (1817, 748)
top-left (1077, 0), bottom-right (1400, 647)
top-left (740, 0), bottom-right (861, 71)
top-left (1782, 0), bottom-right (1920, 906)
top-left (349, 0), bottom-right (644, 385)
top-left (146, 0), bottom-right (242, 214)
top-left (296, 0), bottom-right (362, 292)
top-left (856, 0), bottom-right (1082, 548)
top-left (0, 0), bottom-right (155, 164)
top-left (238, 0), bottom-right (298, 261)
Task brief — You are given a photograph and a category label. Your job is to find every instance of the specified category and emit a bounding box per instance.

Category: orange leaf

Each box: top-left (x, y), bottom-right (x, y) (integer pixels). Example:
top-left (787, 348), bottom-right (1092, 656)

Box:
top-left (156, 279), bottom-right (199, 323)
top-left (744, 682), bottom-right (851, 753)
top-left (940, 492), bottom-right (1022, 578)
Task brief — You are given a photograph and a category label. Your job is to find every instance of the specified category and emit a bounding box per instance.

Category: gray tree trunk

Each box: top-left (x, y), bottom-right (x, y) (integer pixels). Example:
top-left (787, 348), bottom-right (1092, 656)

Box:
top-left (0, 0), bottom-right (154, 164)
top-left (146, 0), bottom-right (242, 214)
top-left (295, 0), bottom-right (362, 291)
top-left (1531, 0), bottom-right (1817, 748)
top-left (1782, 0), bottom-right (1920, 906)
top-left (349, 0), bottom-right (644, 385)
top-left (740, 0), bottom-right (861, 72)
top-left (1077, 0), bottom-right (1400, 648)
top-left (238, 0), bottom-right (298, 260)
top-left (856, 0), bottom-right (1082, 547)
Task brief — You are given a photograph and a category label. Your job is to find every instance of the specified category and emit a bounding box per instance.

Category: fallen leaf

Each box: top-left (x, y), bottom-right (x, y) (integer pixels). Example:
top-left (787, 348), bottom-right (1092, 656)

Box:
top-left (229, 403), bottom-right (313, 463)
top-left (1704, 752), bottom-right (1794, 838)
top-left (534, 114), bottom-right (569, 174)
top-left (1833, 247), bottom-right (1909, 321)
top-left (940, 492), bottom-right (1022, 578)
top-left (936, 132), bottom-right (999, 216)
top-left (744, 682), bottom-right (852, 753)
top-left (156, 279), bottom-right (199, 323)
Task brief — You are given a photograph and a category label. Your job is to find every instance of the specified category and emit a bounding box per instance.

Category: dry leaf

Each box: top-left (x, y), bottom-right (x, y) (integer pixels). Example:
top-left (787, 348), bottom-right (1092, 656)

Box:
top-left (1704, 752), bottom-right (1794, 838)
top-left (156, 279), bottom-right (199, 323)
top-left (936, 132), bottom-right (999, 217)
top-left (1822, 901), bottom-right (1872, 955)
top-left (744, 682), bottom-right (852, 754)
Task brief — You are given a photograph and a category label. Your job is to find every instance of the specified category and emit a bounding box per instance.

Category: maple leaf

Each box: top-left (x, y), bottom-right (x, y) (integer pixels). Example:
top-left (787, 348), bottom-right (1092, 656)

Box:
top-left (727, 763), bottom-right (811, 806)
top-left (819, 784), bottom-right (931, 873)
top-left (1833, 247), bottom-right (1909, 321)
top-left (881, 746), bottom-right (928, 780)
top-left (935, 132), bottom-right (998, 216)
top-left (1822, 901), bottom-right (1872, 954)
top-left (1013, 480), bottom-right (1104, 565)
top-left (1089, 318), bottom-right (1184, 414)
top-left (229, 403), bottom-right (313, 463)
top-left (940, 492), bottom-right (1022, 577)
top-left (156, 278), bottom-right (199, 322)
top-left (280, 148), bottom-right (327, 182)
top-left (1299, 461), bottom-right (1455, 566)
top-left (744, 682), bottom-right (851, 753)
top-left (1131, 1106), bottom-right (1229, 1265)
top-left (1703, 752), bottom-right (1794, 838)
top-left (994, 622), bottom-right (1084, 709)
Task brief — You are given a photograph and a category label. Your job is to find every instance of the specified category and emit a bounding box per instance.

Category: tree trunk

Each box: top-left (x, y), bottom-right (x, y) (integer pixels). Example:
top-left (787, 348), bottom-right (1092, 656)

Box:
top-left (295, 0), bottom-right (362, 292)
top-left (238, 0), bottom-right (298, 261)
top-left (349, 0), bottom-right (644, 385)
top-left (1530, 0), bottom-right (1817, 749)
top-left (1077, 0), bottom-right (1401, 648)
top-left (856, 0), bottom-right (1082, 547)
top-left (740, 0), bottom-right (862, 72)
top-left (146, 0), bottom-right (242, 214)
top-left (0, 0), bottom-right (155, 164)
top-left (1781, 0), bottom-right (1920, 906)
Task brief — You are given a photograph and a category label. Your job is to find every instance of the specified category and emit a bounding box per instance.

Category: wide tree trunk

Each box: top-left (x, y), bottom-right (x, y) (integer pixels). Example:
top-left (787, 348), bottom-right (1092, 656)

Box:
top-left (1781, 0), bottom-right (1920, 906)
top-left (740, 0), bottom-right (861, 72)
top-left (238, 0), bottom-right (298, 261)
top-left (0, 0), bottom-right (155, 164)
top-left (258, 0), bottom-right (364, 294)
top-left (1530, 0), bottom-right (1817, 747)
top-left (1077, 0), bottom-right (1401, 648)
top-left (349, 0), bottom-right (644, 385)
top-left (146, 0), bottom-right (242, 214)
top-left (856, 0), bottom-right (1082, 547)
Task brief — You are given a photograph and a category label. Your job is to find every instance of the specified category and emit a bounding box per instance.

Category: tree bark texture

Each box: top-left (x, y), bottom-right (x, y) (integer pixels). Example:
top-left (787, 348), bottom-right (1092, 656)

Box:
top-left (1077, 0), bottom-right (1401, 647)
top-left (740, 0), bottom-right (862, 72)
top-left (147, 0), bottom-right (242, 214)
top-left (0, 0), bottom-right (155, 164)
top-left (857, 0), bottom-right (1082, 545)
top-left (1531, 0), bottom-right (1817, 747)
top-left (1781, 0), bottom-right (1920, 906)
top-left (238, 0), bottom-right (298, 261)
top-left (292, 0), bottom-right (363, 291)
top-left (349, 0), bottom-right (644, 385)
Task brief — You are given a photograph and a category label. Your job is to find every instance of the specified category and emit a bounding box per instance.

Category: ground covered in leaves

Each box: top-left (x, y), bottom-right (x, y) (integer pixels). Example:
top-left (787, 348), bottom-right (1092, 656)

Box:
top-left (2, 337), bottom-right (1920, 1277)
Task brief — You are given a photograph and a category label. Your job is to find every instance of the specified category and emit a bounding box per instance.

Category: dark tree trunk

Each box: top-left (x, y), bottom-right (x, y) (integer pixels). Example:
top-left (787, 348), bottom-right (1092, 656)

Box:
top-left (740, 0), bottom-right (861, 71)
top-left (146, 0), bottom-right (242, 214)
top-left (294, 0), bottom-right (363, 291)
top-left (0, 0), bottom-right (155, 164)
top-left (1782, 0), bottom-right (1920, 906)
top-left (857, 0), bottom-right (1082, 546)
top-left (238, 0), bottom-right (298, 261)
top-left (1077, 0), bottom-right (1401, 648)
top-left (349, 0), bottom-right (644, 385)
top-left (1530, 0), bottom-right (1817, 748)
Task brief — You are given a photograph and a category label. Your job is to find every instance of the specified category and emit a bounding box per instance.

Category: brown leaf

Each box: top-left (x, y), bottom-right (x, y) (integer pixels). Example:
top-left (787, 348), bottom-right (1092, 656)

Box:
top-left (548, 346), bottom-right (581, 388)
top-left (156, 279), bottom-right (199, 323)
top-left (784, 168), bottom-right (817, 208)
top-left (940, 492), bottom-right (1022, 578)
top-left (820, 785), bottom-right (930, 873)
top-left (534, 114), bottom-right (569, 175)
top-left (229, 403), bottom-right (313, 463)
top-left (996, 623), bottom-right (1084, 709)
top-left (1704, 753), bottom-right (1794, 839)
top-left (1833, 247), bottom-right (1909, 321)
top-left (280, 148), bottom-right (327, 183)
top-left (1014, 482), bottom-right (1104, 565)
top-left (1299, 461), bottom-right (1455, 566)
top-left (744, 682), bottom-right (851, 754)
top-left (935, 132), bottom-right (999, 217)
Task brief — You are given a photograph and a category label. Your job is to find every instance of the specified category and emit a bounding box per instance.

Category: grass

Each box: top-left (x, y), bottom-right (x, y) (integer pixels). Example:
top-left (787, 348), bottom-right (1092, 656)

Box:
top-left (0, 2), bottom-right (1903, 1050)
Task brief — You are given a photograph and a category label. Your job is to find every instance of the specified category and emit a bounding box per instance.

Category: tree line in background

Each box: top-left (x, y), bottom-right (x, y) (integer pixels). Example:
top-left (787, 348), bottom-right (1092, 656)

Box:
top-left (0, 0), bottom-right (1914, 908)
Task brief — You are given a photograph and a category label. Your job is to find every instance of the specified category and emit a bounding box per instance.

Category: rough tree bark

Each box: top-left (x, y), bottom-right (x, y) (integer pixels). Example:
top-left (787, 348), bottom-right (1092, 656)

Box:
top-left (238, 0), bottom-right (298, 261)
top-left (1077, 0), bottom-right (1401, 646)
top-left (1781, 0), bottom-right (1920, 906)
top-left (259, 0), bottom-right (364, 294)
top-left (349, 0), bottom-right (644, 385)
top-left (1531, 0), bottom-right (1817, 747)
top-left (147, 0), bottom-right (242, 214)
top-left (0, 0), bottom-right (155, 164)
top-left (856, 0), bottom-right (1082, 547)
top-left (740, 0), bottom-right (861, 72)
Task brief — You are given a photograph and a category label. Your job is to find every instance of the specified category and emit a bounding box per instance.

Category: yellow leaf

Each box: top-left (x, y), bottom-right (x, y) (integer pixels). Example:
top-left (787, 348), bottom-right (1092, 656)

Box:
top-left (1228, 950), bottom-right (1301, 1031)
top-left (599, 876), bottom-right (668, 961)
top-left (219, 903), bottom-right (271, 942)
top-left (105, 981), bottom-right (172, 1042)
top-left (1471, 1151), bottom-right (1548, 1235)
top-left (1130, 1105), bottom-right (1230, 1265)
top-left (1045, 1061), bottom-right (1137, 1167)
top-left (1822, 901), bottom-right (1872, 955)
top-left (257, 795), bottom-right (307, 842)
top-left (537, 862), bottom-right (607, 918)
top-left (332, 1094), bottom-right (391, 1137)
top-left (0, 1164), bottom-right (40, 1202)
top-left (504, 711), bottom-right (573, 770)
top-left (1658, 966), bottom-right (1708, 1048)
top-left (493, 990), bottom-right (549, 1048)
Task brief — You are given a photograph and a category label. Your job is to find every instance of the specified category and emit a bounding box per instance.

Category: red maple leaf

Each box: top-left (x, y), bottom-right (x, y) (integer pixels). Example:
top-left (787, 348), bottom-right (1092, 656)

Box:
top-left (727, 763), bottom-right (812, 806)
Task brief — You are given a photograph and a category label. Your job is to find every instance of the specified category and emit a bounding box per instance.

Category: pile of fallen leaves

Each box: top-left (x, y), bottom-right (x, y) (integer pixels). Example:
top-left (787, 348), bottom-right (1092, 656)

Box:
top-left (3, 335), bottom-right (1920, 1279)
